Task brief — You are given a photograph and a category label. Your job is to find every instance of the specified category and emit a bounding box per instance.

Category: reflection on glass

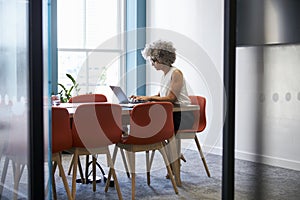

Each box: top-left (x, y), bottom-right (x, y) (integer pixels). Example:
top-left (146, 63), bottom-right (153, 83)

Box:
top-left (0, 0), bottom-right (29, 199)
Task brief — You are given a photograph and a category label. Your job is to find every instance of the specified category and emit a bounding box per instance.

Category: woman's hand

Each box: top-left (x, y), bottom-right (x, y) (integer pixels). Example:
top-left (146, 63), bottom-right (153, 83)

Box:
top-left (130, 95), bottom-right (151, 101)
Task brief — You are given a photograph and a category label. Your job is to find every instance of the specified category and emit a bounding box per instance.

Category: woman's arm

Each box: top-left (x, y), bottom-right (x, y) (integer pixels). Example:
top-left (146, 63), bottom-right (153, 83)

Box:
top-left (132, 69), bottom-right (183, 102)
top-left (131, 93), bottom-right (160, 101)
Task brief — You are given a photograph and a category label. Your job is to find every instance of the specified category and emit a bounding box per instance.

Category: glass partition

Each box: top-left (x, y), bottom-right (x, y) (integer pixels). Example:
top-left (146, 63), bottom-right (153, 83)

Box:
top-left (0, 0), bottom-right (49, 199)
top-left (0, 0), bottom-right (30, 198)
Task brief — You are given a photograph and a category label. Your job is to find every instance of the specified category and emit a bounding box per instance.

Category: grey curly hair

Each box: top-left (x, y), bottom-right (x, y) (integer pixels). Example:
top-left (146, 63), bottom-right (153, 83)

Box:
top-left (141, 40), bottom-right (176, 66)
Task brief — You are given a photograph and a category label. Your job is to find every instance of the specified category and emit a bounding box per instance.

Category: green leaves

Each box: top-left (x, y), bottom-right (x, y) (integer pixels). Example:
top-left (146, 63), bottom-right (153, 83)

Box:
top-left (58, 73), bottom-right (80, 103)
top-left (66, 73), bottom-right (76, 84)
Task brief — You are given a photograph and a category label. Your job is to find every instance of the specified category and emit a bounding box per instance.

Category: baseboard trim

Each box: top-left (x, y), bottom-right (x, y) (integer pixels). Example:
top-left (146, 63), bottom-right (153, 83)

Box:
top-left (235, 150), bottom-right (300, 171)
top-left (183, 143), bottom-right (300, 171)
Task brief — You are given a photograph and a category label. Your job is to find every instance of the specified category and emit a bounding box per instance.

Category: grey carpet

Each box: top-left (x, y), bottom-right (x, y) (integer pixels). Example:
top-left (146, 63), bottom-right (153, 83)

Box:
top-left (55, 150), bottom-right (300, 200)
top-left (1, 149), bottom-right (300, 200)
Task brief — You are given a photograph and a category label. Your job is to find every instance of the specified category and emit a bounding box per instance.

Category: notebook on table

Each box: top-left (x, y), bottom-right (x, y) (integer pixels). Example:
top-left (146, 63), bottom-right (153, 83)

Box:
top-left (109, 85), bottom-right (146, 107)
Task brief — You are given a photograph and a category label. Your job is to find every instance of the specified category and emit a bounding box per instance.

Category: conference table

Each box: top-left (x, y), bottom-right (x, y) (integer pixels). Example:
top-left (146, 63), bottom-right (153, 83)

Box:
top-left (55, 102), bottom-right (199, 186)
top-left (57, 102), bottom-right (199, 115)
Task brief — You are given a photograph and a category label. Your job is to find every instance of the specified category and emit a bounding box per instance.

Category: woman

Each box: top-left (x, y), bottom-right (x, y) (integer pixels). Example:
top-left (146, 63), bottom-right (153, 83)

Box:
top-left (131, 40), bottom-right (194, 132)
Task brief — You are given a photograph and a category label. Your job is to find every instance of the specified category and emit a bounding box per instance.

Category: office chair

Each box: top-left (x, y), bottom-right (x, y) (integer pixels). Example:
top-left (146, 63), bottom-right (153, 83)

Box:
top-left (67, 94), bottom-right (107, 181)
top-left (71, 103), bottom-right (123, 199)
top-left (107, 102), bottom-right (178, 200)
top-left (68, 94), bottom-right (107, 103)
top-left (51, 107), bottom-right (73, 200)
top-left (175, 96), bottom-right (211, 180)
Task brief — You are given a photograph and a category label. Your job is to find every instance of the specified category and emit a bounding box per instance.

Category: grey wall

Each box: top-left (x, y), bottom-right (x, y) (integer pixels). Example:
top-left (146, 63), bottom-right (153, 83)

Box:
top-left (236, 45), bottom-right (300, 170)
top-left (236, 0), bottom-right (300, 170)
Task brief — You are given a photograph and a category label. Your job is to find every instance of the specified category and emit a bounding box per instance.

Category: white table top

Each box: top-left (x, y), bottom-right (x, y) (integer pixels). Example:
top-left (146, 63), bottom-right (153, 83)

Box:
top-left (54, 102), bottom-right (199, 117)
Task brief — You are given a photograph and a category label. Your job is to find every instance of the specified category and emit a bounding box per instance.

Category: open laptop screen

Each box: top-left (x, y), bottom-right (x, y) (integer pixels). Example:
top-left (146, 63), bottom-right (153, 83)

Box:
top-left (109, 86), bottom-right (130, 104)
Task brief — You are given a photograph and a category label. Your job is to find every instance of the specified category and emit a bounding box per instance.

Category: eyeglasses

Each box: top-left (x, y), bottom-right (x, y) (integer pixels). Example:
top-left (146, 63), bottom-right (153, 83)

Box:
top-left (150, 57), bottom-right (158, 65)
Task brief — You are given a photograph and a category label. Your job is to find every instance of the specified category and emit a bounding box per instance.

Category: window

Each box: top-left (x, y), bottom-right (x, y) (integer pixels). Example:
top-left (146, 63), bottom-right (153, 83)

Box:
top-left (57, 0), bottom-right (125, 98)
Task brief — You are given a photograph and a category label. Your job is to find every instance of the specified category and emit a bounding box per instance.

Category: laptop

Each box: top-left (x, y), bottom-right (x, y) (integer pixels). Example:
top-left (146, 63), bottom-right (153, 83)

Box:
top-left (109, 85), bottom-right (146, 107)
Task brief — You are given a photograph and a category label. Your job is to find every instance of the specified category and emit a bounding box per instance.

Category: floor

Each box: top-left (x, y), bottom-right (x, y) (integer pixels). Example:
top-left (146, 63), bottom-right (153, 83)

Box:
top-left (0, 149), bottom-right (300, 200)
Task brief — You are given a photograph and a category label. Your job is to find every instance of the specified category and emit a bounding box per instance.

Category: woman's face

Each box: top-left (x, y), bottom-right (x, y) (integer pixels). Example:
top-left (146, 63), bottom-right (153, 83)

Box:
top-left (151, 58), bottom-right (162, 71)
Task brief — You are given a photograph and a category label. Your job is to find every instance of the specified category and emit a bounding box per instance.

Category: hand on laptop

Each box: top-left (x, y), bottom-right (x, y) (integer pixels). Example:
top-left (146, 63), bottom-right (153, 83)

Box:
top-left (130, 95), bottom-right (149, 102)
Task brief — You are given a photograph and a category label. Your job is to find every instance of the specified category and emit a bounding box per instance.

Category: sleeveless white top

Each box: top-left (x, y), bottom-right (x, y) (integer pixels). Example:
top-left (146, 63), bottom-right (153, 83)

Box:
top-left (159, 67), bottom-right (191, 105)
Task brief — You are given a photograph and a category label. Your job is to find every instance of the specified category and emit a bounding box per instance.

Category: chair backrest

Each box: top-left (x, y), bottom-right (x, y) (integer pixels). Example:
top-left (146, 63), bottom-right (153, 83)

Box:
top-left (52, 107), bottom-right (73, 153)
top-left (124, 102), bottom-right (174, 145)
top-left (68, 94), bottom-right (107, 103)
top-left (189, 96), bottom-right (207, 132)
top-left (72, 103), bottom-right (123, 148)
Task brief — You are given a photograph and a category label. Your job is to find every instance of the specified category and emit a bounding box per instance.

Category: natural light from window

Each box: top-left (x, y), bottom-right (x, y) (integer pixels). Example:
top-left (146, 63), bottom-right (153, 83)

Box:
top-left (57, 0), bottom-right (124, 99)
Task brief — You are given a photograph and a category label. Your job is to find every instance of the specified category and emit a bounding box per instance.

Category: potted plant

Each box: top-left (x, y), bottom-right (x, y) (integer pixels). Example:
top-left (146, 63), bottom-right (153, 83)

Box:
top-left (58, 73), bottom-right (80, 103)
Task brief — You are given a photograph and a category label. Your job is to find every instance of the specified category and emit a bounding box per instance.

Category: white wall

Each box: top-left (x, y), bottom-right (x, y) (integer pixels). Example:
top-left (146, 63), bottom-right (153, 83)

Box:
top-left (147, 0), bottom-right (300, 171)
top-left (236, 45), bottom-right (300, 170)
top-left (146, 0), bottom-right (224, 156)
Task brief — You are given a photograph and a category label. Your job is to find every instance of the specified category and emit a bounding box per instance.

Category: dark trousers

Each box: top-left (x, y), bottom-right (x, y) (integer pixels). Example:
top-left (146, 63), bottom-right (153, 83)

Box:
top-left (173, 111), bottom-right (195, 132)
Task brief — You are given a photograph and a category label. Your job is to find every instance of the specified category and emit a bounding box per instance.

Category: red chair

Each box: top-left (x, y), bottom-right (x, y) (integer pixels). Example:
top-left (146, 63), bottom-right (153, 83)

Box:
top-left (71, 103), bottom-right (123, 199)
top-left (67, 94), bottom-right (107, 179)
top-left (175, 96), bottom-right (211, 182)
top-left (68, 94), bottom-right (107, 103)
top-left (108, 102), bottom-right (178, 200)
top-left (52, 107), bottom-right (73, 200)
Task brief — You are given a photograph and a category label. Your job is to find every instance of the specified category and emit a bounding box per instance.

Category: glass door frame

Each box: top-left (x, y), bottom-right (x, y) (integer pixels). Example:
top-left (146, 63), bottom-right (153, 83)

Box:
top-left (222, 0), bottom-right (236, 199)
top-left (28, 1), bottom-right (45, 199)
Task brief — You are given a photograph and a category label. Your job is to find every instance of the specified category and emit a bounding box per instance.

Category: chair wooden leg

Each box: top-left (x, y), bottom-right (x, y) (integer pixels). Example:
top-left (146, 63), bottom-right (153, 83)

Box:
top-left (71, 150), bottom-right (79, 200)
top-left (56, 153), bottom-right (73, 200)
top-left (159, 146), bottom-right (178, 194)
top-left (125, 151), bottom-right (135, 200)
top-left (105, 149), bottom-right (123, 200)
top-left (52, 153), bottom-right (73, 200)
top-left (104, 168), bottom-right (112, 192)
top-left (77, 156), bottom-right (84, 184)
top-left (194, 136), bottom-right (211, 177)
top-left (112, 145), bottom-right (118, 162)
top-left (120, 148), bottom-right (130, 178)
top-left (92, 156), bottom-right (97, 192)
top-left (145, 150), bottom-right (156, 175)
top-left (146, 151), bottom-right (150, 185)
top-left (0, 157), bottom-right (9, 197)
top-left (52, 161), bottom-right (58, 200)
top-left (0, 159), bottom-right (26, 200)
top-left (105, 147), bottom-right (116, 192)
top-left (13, 162), bottom-right (22, 200)
top-left (104, 145), bottom-right (128, 192)
top-left (68, 155), bottom-right (85, 183)
top-left (149, 150), bottom-right (156, 169)
top-left (67, 155), bottom-right (74, 175)
top-left (112, 146), bottom-right (130, 178)
top-left (85, 155), bottom-right (90, 184)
